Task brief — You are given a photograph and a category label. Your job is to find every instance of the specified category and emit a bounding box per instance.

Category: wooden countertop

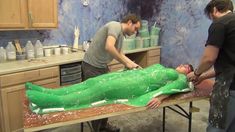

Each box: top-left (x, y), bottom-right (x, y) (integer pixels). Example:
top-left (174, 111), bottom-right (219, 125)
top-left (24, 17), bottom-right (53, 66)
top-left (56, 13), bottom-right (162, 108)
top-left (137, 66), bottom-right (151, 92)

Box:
top-left (0, 46), bottom-right (161, 76)
top-left (0, 52), bottom-right (85, 75)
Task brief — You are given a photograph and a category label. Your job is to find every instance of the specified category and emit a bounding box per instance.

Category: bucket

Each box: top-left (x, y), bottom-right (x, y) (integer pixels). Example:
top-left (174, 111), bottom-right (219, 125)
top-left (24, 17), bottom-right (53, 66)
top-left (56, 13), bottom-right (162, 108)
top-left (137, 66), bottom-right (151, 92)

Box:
top-left (122, 38), bottom-right (136, 50)
top-left (136, 37), bottom-right (143, 49)
top-left (150, 35), bottom-right (159, 46)
top-left (150, 26), bottom-right (161, 36)
top-left (143, 37), bottom-right (150, 48)
top-left (141, 20), bottom-right (148, 30)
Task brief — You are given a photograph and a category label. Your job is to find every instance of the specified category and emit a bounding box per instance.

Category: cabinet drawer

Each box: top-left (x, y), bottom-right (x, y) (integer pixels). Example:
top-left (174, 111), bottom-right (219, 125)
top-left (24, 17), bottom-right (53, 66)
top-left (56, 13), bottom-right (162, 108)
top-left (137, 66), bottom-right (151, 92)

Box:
top-left (60, 65), bottom-right (81, 76)
top-left (61, 72), bottom-right (82, 83)
top-left (147, 56), bottom-right (160, 66)
top-left (0, 66), bottom-right (59, 88)
top-left (147, 48), bottom-right (161, 57)
top-left (61, 79), bottom-right (82, 86)
top-left (40, 66), bottom-right (59, 79)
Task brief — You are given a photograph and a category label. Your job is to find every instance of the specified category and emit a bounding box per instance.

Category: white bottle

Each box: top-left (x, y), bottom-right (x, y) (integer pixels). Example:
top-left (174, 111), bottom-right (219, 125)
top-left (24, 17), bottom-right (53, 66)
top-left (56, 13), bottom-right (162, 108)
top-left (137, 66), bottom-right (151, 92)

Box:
top-left (0, 47), bottom-right (7, 62)
top-left (34, 40), bottom-right (44, 58)
top-left (25, 41), bottom-right (35, 59)
top-left (6, 42), bottom-right (16, 61)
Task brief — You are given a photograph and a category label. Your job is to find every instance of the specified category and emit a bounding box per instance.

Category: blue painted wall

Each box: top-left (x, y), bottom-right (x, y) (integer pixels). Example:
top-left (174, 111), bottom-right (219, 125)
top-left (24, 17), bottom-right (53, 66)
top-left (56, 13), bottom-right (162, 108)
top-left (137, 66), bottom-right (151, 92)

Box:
top-left (0, 0), bottom-right (234, 68)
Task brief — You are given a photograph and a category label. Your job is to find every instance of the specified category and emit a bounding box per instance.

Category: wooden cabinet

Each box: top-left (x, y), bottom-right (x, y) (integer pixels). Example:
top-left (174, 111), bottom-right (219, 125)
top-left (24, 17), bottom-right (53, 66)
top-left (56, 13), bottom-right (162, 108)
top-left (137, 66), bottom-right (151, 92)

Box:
top-left (28, 0), bottom-right (58, 28)
top-left (0, 0), bottom-right (27, 28)
top-left (0, 66), bottom-right (60, 132)
top-left (108, 47), bottom-right (161, 72)
top-left (147, 48), bottom-right (161, 66)
top-left (0, 0), bottom-right (58, 30)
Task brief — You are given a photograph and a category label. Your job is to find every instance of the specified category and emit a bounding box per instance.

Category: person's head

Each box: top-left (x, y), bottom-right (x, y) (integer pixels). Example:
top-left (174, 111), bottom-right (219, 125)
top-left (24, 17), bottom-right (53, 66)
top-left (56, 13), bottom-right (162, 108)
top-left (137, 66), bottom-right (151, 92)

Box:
top-left (204, 0), bottom-right (233, 20)
top-left (176, 64), bottom-right (194, 75)
top-left (121, 14), bottom-right (141, 36)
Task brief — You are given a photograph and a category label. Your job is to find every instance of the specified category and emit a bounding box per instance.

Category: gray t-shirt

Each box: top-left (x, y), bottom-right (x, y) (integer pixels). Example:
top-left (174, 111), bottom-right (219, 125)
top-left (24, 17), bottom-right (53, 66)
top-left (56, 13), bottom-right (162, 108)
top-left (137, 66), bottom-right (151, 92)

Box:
top-left (83, 21), bottom-right (124, 68)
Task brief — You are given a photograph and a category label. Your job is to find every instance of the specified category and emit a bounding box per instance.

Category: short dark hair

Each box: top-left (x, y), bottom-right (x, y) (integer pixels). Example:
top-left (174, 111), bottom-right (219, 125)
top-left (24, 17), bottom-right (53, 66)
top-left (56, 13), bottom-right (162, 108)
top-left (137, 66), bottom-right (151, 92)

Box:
top-left (121, 14), bottom-right (141, 24)
top-left (204, 0), bottom-right (233, 18)
top-left (188, 64), bottom-right (194, 71)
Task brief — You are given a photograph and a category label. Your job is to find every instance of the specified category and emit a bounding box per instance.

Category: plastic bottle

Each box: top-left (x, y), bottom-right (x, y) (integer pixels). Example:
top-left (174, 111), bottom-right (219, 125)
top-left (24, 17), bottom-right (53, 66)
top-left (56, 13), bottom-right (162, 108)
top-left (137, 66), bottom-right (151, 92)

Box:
top-left (34, 40), bottom-right (44, 58)
top-left (0, 47), bottom-right (7, 62)
top-left (6, 42), bottom-right (16, 61)
top-left (25, 41), bottom-right (35, 59)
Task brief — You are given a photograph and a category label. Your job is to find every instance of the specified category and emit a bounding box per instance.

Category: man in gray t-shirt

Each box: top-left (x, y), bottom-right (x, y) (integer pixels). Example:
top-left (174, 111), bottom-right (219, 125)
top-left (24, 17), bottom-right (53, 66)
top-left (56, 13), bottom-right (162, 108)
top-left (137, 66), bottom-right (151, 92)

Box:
top-left (81, 14), bottom-right (141, 132)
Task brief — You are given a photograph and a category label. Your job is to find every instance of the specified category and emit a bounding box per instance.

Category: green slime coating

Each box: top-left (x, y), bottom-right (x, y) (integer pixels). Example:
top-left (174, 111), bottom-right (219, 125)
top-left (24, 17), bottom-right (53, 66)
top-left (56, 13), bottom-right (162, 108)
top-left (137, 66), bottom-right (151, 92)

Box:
top-left (26, 64), bottom-right (191, 114)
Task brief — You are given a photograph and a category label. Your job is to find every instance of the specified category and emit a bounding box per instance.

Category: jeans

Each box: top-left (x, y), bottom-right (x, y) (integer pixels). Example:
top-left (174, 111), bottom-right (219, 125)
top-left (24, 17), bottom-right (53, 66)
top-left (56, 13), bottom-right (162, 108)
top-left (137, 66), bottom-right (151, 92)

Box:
top-left (207, 90), bottom-right (235, 132)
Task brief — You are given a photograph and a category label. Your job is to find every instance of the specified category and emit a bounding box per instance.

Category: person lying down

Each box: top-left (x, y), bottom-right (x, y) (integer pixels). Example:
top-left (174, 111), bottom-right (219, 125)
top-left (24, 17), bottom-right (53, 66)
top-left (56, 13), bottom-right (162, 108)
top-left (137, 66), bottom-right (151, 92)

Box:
top-left (25, 64), bottom-right (194, 114)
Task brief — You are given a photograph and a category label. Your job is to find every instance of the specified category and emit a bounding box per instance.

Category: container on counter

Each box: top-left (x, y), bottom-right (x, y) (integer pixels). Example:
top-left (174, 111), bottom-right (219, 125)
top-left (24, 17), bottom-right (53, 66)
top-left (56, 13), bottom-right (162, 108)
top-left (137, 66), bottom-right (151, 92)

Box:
top-left (143, 37), bottom-right (150, 48)
top-left (62, 47), bottom-right (69, 54)
top-left (122, 38), bottom-right (136, 50)
top-left (44, 48), bottom-right (52, 57)
top-left (136, 37), bottom-right (143, 49)
top-left (0, 47), bottom-right (7, 62)
top-left (25, 41), bottom-right (35, 59)
top-left (150, 26), bottom-right (161, 36)
top-left (6, 42), bottom-right (16, 61)
top-left (150, 35), bottom-right (159, 46)
top-left (54, 47), bottom-right (61, 55)
top-left (141, 20), bottom-right (148, 30)
top-left (139, 29), bottom-right (149, 38)
top-left (34, 40), bottom-right (44, 58)
top-left (16, 52), bottom-right (26, 60)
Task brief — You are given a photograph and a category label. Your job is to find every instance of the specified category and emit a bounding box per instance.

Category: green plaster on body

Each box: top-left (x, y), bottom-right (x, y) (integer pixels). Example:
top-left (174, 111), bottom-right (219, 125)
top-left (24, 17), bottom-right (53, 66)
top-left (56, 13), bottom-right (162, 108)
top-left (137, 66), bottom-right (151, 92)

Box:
top-left (26, 64), bottom-right (192, 114)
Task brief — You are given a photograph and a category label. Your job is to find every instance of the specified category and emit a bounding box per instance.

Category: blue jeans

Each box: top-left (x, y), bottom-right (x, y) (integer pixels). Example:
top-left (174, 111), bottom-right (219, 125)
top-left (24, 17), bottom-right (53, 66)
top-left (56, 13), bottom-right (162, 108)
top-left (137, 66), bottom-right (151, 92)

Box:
top-left (207, 90), bottom-right (235, 132)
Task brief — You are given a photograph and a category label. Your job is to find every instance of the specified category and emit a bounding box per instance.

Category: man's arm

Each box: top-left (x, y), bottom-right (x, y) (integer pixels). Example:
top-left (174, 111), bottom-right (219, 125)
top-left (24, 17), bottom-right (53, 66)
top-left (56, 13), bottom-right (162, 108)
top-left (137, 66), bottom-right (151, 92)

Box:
top-left (192, 68), bottom-right (216, 85)
top-left (105, 36), bottom-right (138, 69)
top-left (120, 52), bottom-right (140, 68)
top-left (187, 45), bottom-right (219, 82)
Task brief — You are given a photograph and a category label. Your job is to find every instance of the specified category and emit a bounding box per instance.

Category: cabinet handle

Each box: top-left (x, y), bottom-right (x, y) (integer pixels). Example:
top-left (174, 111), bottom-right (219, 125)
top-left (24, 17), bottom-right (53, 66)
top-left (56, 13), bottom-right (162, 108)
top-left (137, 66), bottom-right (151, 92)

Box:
top-left (28, 12), bottom-right (33, 27)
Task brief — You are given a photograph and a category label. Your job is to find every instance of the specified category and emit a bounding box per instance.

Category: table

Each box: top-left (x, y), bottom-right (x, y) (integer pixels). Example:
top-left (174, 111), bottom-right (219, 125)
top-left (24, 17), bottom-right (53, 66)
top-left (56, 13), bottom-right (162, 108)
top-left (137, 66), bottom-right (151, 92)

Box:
top-left (24, 79), bottom-right (214, 132)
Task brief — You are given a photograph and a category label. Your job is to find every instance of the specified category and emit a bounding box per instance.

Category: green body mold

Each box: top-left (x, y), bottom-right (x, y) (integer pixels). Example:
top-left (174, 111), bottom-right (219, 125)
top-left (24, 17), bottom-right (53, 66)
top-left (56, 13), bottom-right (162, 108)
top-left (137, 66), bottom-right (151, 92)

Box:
top-left (26, 64), bottom-right (192, 114)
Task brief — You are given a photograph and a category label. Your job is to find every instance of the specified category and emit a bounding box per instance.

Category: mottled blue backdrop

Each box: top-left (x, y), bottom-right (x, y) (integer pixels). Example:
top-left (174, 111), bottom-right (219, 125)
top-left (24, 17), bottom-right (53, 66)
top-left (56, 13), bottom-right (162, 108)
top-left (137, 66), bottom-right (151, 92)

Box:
top-left (0, 0), bottom-right (234, 67)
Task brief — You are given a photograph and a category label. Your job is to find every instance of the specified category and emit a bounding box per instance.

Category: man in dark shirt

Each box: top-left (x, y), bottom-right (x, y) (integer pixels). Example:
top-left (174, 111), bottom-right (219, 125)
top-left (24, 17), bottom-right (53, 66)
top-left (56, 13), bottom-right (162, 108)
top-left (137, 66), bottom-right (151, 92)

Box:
top-left (188, 0), bottom-right (235, 131)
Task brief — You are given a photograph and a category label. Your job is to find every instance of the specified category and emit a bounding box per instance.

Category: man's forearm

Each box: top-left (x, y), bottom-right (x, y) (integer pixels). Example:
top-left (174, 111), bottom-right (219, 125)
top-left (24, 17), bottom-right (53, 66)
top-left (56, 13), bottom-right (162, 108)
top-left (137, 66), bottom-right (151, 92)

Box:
top-left (195, 58), bottom-right (214, 75)
top-left (106, 45), bottom-right (128, 66)
top-left (201, 68), bottom-right (216, 80)
top-left (195, 45), bottom-right (218, 75)
top-left (121, 53), bottom-right (136, 66)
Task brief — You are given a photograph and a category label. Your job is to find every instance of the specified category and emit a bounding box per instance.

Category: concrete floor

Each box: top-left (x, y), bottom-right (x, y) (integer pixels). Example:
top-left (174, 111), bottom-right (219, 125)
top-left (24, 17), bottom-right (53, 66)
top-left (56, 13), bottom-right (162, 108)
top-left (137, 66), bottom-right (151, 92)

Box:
top-left (41, 99), bottom-right (210, 132)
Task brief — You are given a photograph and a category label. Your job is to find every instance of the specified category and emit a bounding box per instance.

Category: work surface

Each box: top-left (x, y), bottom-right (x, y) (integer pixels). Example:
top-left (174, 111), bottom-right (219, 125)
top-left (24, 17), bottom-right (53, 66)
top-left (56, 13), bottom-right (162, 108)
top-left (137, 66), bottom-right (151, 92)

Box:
top-left (24, 80), bottom-right (214, 132)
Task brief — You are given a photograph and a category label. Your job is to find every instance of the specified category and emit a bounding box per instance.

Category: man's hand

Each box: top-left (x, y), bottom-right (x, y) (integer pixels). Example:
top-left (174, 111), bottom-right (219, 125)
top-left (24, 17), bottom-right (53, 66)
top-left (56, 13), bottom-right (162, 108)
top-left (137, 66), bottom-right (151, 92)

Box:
top-left (125, 63), bottom-right (138, 69)
top-left (125, 62), bottom-right (142, 70)
top-left (187, 72), bottom-right (200, 85)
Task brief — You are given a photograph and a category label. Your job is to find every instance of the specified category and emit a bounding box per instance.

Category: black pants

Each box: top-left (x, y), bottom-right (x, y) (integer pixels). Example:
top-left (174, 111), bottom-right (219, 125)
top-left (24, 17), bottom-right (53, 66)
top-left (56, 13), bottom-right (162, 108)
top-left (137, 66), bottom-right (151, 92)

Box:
top-left (81, 61), bottom-right (109, 132)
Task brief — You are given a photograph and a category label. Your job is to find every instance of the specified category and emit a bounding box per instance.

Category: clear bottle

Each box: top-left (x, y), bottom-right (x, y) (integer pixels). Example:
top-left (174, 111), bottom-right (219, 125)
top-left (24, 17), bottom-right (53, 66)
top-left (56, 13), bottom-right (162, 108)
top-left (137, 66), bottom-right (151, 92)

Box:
top-left (25, 41), bottom-right (35, 59)
top-left (6, 42), bottom-right (16, 61)
top-left (0, 47), bottom-right (7, 62)
top-left (34, 40), bottom-right (44, 58)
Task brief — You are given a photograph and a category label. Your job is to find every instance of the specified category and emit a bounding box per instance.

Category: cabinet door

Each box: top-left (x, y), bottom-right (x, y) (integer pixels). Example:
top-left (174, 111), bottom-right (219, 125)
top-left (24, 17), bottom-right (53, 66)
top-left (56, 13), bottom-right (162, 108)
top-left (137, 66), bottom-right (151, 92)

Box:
top-left (27, 0), bottom-right (58, 28)
top-left (0, 78), bottom-right (59, 132)
top-left (0, 0), bottom-right (27, 28)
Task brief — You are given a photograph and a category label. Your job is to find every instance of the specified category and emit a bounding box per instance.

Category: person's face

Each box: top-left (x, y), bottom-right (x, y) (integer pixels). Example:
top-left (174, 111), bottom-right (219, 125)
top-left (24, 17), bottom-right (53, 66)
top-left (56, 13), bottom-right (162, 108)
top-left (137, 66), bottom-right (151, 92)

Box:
top-left (126, 21), bottom-right (141, 36)
top-left (175, 64), bottom-right (192, 75)
top-left (209, 7), bottom-right (220, 21)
